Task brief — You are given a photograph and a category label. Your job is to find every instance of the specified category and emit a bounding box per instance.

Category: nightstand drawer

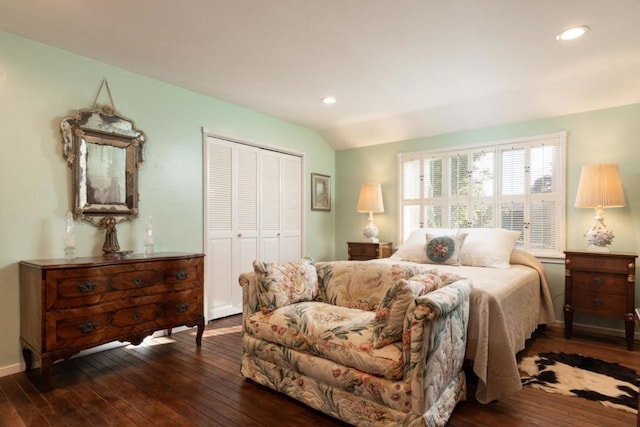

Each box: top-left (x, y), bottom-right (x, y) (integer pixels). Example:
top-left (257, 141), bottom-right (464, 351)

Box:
top-left (566, 253), bottom-right (634, 274)
top-left (571, 271), bottom-right (627, 295)
top-left (572, 290), bottom-right (627, 318)
top-left (347, 241), bottom-right (393, 261)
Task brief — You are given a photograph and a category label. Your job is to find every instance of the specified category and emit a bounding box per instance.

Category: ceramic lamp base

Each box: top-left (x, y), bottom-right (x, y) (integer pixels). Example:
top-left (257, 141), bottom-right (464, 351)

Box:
top-left (362, 212), bottom-right (379, 243)
top-left (584, 207), bottom-right (614, 252)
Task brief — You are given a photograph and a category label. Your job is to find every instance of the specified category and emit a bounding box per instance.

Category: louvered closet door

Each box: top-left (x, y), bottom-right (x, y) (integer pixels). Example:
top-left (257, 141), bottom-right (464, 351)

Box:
top-left (260, 151), bottom-right (282, 263)
top-left (205, 135), bottom-right (302, 320)
top-left (205, 137), bottom-right (258, 320)
top-left (281, 154), bottom-right (302, 261)
top-left (260, 151), bottom-right (302, 263)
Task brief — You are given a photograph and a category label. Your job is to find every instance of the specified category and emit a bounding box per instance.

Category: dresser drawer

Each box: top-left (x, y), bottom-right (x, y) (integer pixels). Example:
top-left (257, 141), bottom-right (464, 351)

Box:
top-left (571, 271), bottom-right (627, 295)
top-left (160, 293), bottom-right (203, 324)
top-left (571, 290), bottom-right (627, 318)
top-left (46, 258), bottom-right (201, 309)
top-left (46, 289), bottom-right (202, 351)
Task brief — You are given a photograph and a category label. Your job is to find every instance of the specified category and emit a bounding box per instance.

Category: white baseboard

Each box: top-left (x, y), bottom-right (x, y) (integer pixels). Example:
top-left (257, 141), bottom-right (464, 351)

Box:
top-left (0, 362), bottom-right (24, 378)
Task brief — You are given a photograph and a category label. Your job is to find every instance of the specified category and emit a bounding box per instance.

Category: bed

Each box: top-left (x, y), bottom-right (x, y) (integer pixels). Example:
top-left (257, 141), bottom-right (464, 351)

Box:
top-left (371, 228), bottom-right (555, 403)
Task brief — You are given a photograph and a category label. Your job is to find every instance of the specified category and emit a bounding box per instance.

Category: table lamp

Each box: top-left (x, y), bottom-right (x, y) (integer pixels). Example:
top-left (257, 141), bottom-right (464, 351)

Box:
top-left (357, 183), bottom-right (384, 242)
top-left (574, 163), bottom-right (625, 252)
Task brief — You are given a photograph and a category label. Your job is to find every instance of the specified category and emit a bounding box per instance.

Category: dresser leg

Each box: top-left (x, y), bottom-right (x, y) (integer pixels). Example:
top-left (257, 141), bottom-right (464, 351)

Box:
top-left (22, 348), bottom-right (33, 371)
top-left (625, 313), bottom-right (634, 350)
top-left (563, 304), bottom-right (573, 339)
top-left (196, 317), bottom-right (205, 347)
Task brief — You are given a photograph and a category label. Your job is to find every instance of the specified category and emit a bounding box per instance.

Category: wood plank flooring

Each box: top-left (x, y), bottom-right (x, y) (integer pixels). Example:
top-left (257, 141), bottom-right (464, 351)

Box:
top-left (1, 315), bottom-right (638, 426)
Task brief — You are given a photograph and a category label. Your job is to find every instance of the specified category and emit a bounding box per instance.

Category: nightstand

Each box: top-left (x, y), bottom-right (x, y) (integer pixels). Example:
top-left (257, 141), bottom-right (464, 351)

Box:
top-left (564, 251), bottom-right (637, 350)
top-left (347, 241), bottom-right (393, 261)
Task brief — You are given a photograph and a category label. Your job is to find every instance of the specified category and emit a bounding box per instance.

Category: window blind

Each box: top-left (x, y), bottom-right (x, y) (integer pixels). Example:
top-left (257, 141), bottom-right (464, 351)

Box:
top-left (398, 132), bottom-right (566, 258)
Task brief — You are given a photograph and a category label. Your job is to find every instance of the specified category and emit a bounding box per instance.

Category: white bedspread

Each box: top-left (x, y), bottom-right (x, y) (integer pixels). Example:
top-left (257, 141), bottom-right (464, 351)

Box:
top-left (372, 249), bottom-right (555, 403)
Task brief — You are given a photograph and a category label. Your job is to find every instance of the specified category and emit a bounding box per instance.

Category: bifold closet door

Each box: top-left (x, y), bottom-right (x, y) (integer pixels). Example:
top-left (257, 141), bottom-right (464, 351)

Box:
top-left (205, 137), bottom-right (258, 320)
top-left (204, 136), bottom-right (302, 320)
top-left (259, 151), bottom-right (301, 264)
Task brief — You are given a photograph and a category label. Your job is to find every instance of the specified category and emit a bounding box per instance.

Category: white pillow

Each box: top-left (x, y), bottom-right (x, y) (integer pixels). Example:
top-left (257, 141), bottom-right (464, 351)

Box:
top-left (391, 228), bottom-right (457, 263)
top-left (459, 228), bottom-right (520, 268)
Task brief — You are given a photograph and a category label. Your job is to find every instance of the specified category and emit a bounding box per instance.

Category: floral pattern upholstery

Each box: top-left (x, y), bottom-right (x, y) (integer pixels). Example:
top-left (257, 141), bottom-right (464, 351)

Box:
top-left (246, 301), bottom-right (404, 379)
top-left (253, 259), bottom-right (319, 313)
top-left (315, 261), bottom-right (431, 311)
top-left (372, 271), bottom-right (463, 349)
top-left (239, 261), bottom-right (471, 427)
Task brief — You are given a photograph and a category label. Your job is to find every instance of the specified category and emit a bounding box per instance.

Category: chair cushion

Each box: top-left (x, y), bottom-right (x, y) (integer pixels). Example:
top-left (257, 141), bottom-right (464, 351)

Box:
top-left (245, 301), bottom-right (404, 380)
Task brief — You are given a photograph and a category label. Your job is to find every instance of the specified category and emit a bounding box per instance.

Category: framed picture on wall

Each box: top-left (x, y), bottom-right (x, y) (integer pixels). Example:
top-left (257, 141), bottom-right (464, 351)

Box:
top-left (311, 173), bottom-right (331, 211)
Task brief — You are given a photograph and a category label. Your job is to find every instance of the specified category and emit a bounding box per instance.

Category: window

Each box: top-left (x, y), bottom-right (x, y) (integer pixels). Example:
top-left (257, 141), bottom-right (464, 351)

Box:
top-left (397, 132), bottom-right (566, 258)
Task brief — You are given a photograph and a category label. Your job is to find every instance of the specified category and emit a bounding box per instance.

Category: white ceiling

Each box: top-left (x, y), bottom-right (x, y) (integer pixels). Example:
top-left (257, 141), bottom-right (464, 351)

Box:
top-left (2, 0), bottom-right (640, 150)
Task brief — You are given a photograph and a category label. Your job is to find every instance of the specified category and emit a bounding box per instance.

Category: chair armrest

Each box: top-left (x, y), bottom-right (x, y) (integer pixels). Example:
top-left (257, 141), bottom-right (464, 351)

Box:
top-left (402, 279), bottom-right (472, 414)
top-left (239, 271), bottom-right (259, 316)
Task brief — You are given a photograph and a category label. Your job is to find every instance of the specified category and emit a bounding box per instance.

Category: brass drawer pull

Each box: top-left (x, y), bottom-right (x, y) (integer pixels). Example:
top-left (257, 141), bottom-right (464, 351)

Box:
top-left (592, 299), bottom-right (603, 306)
top-left (77, 281), bottom-right (98, 293)
top-left (175, 271), bottom-right (188, 281)
top-left (133, 312), bottom-right (141, 321)
top-left (77, 320), bottom-right (98, 333)
top-left (592, 277), bottom-right (602, 285)
top-left (134, 277), bottom-right (143, 286)
top-left (176, 303), bottom-right (189, 313)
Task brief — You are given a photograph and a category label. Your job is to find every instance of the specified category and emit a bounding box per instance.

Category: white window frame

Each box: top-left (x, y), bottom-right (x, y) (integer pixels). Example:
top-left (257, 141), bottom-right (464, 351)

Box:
top-left (397, 132), bottom-right (566, 260)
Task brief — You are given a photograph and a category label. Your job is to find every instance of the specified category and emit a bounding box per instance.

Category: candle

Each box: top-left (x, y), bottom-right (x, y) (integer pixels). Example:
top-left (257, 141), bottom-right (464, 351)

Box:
top-left (64, 211), bottom-right (76, 259)
top-left (144, 216), bottom-right (154, 245)
top-left (64, 211), bottom-right (75, 247)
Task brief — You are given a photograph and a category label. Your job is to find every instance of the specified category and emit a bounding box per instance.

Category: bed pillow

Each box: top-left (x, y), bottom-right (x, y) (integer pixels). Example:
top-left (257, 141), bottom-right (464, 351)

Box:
top-left (424, 233), bottom-right (467, 265)
top-left (372, 271), bottom-right (463, 348)
top-left (391, 227), bottom-right (457, 263)
top-left (458, 228), bottom-right (520, 269)
top-left (253, 259), bottom-right (319, 314)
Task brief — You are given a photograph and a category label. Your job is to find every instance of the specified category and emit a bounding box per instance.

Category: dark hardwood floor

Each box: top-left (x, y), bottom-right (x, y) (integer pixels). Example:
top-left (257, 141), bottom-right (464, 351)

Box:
top-left (1, 315), bottom-right (638, 426)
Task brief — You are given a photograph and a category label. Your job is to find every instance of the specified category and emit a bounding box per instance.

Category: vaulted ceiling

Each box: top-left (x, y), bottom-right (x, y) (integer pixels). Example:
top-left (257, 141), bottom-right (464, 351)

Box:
top-left (2, 1), bottom-right (639, 150)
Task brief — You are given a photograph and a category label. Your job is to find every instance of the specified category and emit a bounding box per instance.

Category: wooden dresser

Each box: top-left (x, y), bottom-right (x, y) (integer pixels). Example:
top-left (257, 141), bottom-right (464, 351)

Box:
top-left (564, 250), bottom-right (637, 350)
top-left (20, 252), bottom-right (205, 388)
top-left (347, 241), bottom-right (393, 261)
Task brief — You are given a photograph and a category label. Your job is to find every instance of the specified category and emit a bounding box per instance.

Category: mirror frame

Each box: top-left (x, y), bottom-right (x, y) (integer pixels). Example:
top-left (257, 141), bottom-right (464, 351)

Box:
top-left (60, 105), bottom-right (146, 227)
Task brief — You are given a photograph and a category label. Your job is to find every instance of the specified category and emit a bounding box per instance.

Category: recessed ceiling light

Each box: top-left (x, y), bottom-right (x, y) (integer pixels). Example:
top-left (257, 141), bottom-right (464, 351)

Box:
top-left (556, 26), bottom-right (590, 41)
top-left (321, 96), bottom-right (337, 105)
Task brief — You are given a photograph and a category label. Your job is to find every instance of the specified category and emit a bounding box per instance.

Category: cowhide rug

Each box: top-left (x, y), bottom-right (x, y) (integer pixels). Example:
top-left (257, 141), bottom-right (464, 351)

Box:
top-left (519, 352), bottom-right (639, 413)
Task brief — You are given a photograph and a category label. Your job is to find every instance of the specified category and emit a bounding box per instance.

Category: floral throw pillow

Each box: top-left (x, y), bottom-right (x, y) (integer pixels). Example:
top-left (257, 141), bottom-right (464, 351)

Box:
top-left (424, 233), bottom-right (467, 265)
top-left (372, 271), bottom-right (463, 349)
top-left (253, 259), bottom-right (319, 314)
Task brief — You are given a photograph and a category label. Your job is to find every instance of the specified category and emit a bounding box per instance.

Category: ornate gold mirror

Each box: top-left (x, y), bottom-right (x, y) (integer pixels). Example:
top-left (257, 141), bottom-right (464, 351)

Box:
top-left (60, 82), bottom-right (146, 254)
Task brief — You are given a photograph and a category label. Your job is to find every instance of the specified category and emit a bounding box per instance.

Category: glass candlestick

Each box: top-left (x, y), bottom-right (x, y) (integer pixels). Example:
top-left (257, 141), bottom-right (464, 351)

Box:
top-left (64, 211), bottom-right (76, 260)
top-left (144, 216), bottom-right (154, 256)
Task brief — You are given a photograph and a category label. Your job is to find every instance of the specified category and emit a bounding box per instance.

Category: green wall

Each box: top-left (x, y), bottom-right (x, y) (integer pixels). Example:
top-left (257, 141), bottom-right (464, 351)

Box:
top-left (0, 32), bottom-right (335, 372)
top-left (3, 29), bottom-right (639, 374)
top-left (336, 103), bottom-right (640, 332)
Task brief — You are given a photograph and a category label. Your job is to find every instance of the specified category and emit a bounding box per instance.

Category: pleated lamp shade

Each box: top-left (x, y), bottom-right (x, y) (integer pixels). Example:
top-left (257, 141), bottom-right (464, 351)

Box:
top-left (357, 183), bottom-right (384, 213)
top-left (574, 164), bottom-right (625, 208)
